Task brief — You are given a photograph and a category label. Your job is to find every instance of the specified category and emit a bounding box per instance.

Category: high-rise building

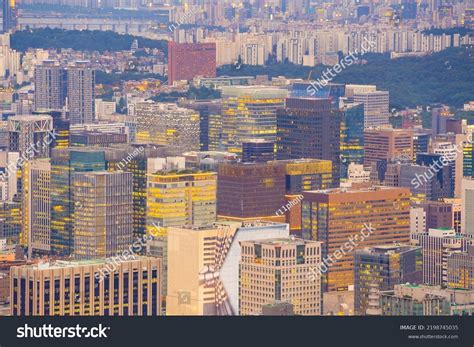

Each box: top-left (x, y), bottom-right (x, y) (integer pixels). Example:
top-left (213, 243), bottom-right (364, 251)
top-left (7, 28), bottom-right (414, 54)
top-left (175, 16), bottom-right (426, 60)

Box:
top-left (380, 284), bottom-right (474, 316)
top-left (443, 198), bottom-right (462, 234)
top-left (242, 139), bottom-right (275, 163)
top-left (146, 158), bottom-right (216, 233)
top-left (411, 228), bottom-right (472, 286)
top-left (364, 128), bottom-right (413, 167)
top-left (354, 244), bottom-right (422, 315)
top-left (217, 161), bottom-right (286, 221)
top-left (240, 238), bottom-right (322, 316)
top-left (34, 60), bottom-right (67, 111)
top-left (167, 221), bottom-right (289, 315)
top-left (217, 159), bottom-right (333, 230)
top-left (410, 206), bottom-right (427, 235)
top-left (50, 148), bottom-right (106, 256)
top-left (134, 101), bottom-right (200, 154)
top-left (33, 110), bottom-right (70, 150)
top-left (447, 245), bottom-right (474, 290)
top-left (10, 257), bottom-right (161, 316)
top-left (340, 102), bottom-right (364, 179)
top-left (462, 178), bottom-right (474, 236)
top-left (8, 115), bottom-right (53, 159)
top-left (291, 82), bottom-right (345, 108)
top-left (431, 105), bottom-right (453, 136)
top-left (221, 86), bottom-right (287, 155)
top-left (302, 186), bottom-right (411, 292)
top-left (67, 61), bottom-right (95, 125)
top-left (277, 98), bottom-right (341, 186)
top-left (71, 171), bottom-right (133, 260)
top-left (178, 99), bottom-right (221, 151)
top-left (419, 201), bottom-right (453, 231)
top-left (399, 153), bottom-right (452, 202)
top-left (352, 91), bottom-right (390, 129)
top-left (412, 131), bottom-right (430, 161)
top-left (104, 145), bottom-right (165, 239)
top-left (168, 42), bottom-right (216, 85)
top-left (0, 201), bottom-right (21, 243)
top-left (25, 159), bottom-right (51, 256)
top-left (2, 0), bottom-right (17, 33)
top-left (0, 151), bottom-right (19, 201)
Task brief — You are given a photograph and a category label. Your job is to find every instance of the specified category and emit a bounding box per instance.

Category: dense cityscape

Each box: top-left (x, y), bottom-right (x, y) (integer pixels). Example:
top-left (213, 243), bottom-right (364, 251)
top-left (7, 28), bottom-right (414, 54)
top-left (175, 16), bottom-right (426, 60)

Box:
top-left (0, 0), bottom-right (472, 332)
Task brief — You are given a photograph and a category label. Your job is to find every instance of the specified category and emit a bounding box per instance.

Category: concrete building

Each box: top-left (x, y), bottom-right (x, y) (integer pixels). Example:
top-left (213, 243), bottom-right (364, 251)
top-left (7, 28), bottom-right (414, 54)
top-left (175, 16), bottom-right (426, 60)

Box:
top-left (364, 128), bottom-right (413, 167)
top-left (462, 178), bottom-right (474, 236)
top-left (381, 284), bottom-right (474, 316)
top-left (240, 238), bottom-right (322, 316)
top-left (134, 101), bottom-right (200, 154)
top-left (10, 257), bottom-right (161, 316)
top-left (67, 61), bottom-right (95, 125)
top-left (34, 60), bottom-right (67, 111)
top-left (411, 228), bottom-right (472, 286)
top-left (302, 186), bottom-right (411, 292)
top-left (25, 159), bottom-right (51, 256)
top-left (353, 90), bottom-right (390, 129)
top-left (354, 244), bottom-right (422, 315)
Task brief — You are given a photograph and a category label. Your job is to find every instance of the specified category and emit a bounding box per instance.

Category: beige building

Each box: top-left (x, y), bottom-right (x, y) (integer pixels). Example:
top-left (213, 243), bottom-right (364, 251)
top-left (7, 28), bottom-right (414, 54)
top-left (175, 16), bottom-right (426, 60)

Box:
top-left (364, 128), bottom-right (413, 167)
top-left (10, 257), bottom-right (161, 316)
top-left (25, 159), bottom-right (51, 256)
top-left (167, 221), bottom-right (289, 316)
top-left (240, 238), bottom-right (322, 316)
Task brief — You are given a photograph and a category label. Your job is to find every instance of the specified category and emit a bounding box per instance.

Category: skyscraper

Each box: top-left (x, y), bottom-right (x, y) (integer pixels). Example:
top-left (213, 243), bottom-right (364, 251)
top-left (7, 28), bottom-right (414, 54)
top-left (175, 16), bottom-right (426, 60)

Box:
top-left (242, 139), bottom-right (275, 163)
top-left (462, 178), bottom-right (474, 236)
top-left (134, 101), bottom-right (200, 153)
top-left (364, 128), bottom-right (413, 167)
top-left (168, 42), bottom-right (216, 85)
top-left (352, 90), bottom-right (390, 129)
top-left (240, 238), bottom-right (322, 316)
top-left (340, 102), bottom-right (364, 179)
top-left (50, 148), bottom-right (106, 256)
top-left (7, 115), bottom-right (53, 159)
top-left (25, 159), bottom-right (51, 256)
top-left (2, 0), bottom-right (17, 33)
top-left (178, 99), bottom-right (221, 151)
top-left (411, 228), bottom-right (471, 286)
top-left (354, 244), bottom-right (422, 315)
top-left (67, 61), bottom-right (95, 125)
top-left (277, 98), bottom-right (342, 186)
top-left (220, 86), bottom-right (287, 155)
top-left (217, 159), bottom-right (333, 233)
top-left (146, 158), bottom-right (217, 233)
top-left (302, 186), bottom-right (411, 292)
top-left (34, 60), bottom-right (67, 111)
top-left (71, 171), bottom-right (133, 260)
